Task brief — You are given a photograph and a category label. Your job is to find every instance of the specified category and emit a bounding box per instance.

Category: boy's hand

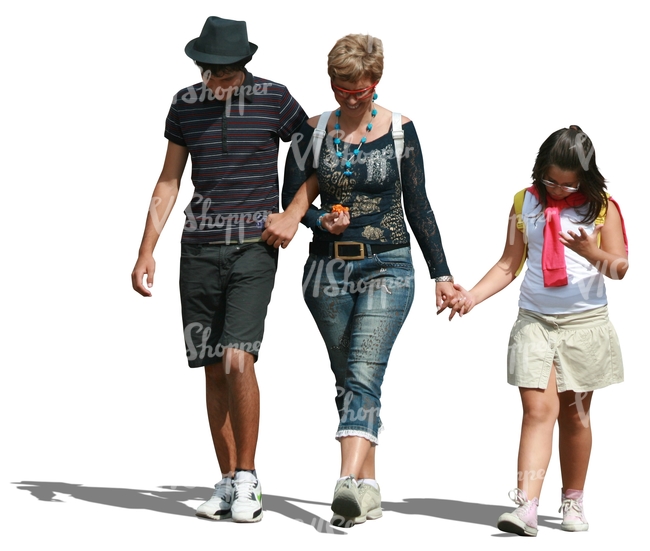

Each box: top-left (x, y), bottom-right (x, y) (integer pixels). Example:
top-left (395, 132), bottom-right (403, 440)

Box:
top-left (132, 255), bottom-right (156, 296)
top-left (262, 212), bottom-right (300, 248)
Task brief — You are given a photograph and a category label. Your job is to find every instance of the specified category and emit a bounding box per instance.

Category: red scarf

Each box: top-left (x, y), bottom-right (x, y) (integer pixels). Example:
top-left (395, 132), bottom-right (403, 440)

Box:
top-left (528, 186), bottom-right (588, 287)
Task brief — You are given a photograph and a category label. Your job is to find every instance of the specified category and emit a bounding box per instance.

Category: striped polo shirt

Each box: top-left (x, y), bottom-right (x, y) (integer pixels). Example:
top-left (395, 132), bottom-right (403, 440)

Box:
top-left (165, 71), bottom-right (307, 244)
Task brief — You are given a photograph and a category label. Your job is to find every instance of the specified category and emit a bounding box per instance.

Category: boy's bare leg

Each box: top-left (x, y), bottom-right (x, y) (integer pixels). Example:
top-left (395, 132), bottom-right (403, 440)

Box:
top-left (205, 363), bottom-right (237, 475)
top-left (223, 348), bottom-right (259, 471)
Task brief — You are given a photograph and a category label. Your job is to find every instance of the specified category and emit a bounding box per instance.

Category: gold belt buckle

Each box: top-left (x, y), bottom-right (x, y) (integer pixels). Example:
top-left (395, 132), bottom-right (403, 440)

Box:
top-left (334, 242), bottom-right (365, 260)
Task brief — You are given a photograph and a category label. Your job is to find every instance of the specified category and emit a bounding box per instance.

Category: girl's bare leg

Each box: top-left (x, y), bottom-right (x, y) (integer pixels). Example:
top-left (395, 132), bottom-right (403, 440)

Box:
top-left (558, 390), bottom-right (593, 491)
top-left (517, 367), bottom-right (560, 500)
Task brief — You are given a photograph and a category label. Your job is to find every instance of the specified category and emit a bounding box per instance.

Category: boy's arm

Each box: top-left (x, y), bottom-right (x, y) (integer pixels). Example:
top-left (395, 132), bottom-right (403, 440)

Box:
top-left (262, 173), bottom-right (319, 248)
top-left (131, 141), bottom-right (189, 296)
top-left (281, 119), bottom-right (323, 229)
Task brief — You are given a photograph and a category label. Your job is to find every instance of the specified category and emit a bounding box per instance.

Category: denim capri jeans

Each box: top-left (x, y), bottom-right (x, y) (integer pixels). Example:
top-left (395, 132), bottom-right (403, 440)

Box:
top-left (302, 246), bottom-right (415, 444)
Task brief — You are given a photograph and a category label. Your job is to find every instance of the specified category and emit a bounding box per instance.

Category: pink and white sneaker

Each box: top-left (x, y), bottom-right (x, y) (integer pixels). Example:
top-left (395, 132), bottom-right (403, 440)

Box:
top-left (497, 488), bottom-right (539, 537)
top-left (559, 489), bottom-right (589, 532)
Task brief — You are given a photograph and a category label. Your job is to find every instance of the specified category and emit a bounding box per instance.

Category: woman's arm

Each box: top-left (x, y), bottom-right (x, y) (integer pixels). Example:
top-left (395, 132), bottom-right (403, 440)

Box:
top-left (559, 198), bottom-right (628, 280)
top-left (450, 206), bottom-right (526, 318)
top-left (400, 122), bottom-right (460, 311)
top-left (401, 122), bottom-right (452, 279)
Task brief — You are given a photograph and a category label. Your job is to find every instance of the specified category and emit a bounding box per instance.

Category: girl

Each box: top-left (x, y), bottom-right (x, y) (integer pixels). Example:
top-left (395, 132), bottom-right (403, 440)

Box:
top-left (452, 126), bottom-right (628, 536)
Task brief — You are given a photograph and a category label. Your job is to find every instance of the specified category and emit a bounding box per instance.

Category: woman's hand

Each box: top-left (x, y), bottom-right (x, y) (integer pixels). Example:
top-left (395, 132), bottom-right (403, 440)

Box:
top-left (447, 283), bottom-right (477, 320)
top-left (321, 211), bottom-right (350, 235)
top-left (435, 281), bottom-right (465, 317)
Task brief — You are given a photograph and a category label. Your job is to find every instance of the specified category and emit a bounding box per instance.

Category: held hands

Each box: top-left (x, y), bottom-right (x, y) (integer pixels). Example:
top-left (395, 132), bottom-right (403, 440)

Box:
top-left (446, 283), bottom-right (477, 320)
top-left (559, 225), bottom-right (602, 258)
top-left (262, 212), bottom-right (301, 249)
top-left (321, 211), bottom-right (350, 235)
top-left (435, 281), bottom-right (467, 319)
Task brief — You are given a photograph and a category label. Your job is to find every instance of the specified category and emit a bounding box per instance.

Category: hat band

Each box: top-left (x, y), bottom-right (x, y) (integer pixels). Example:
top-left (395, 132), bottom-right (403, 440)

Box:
top-left (194, 40), bottom-right (251, 58)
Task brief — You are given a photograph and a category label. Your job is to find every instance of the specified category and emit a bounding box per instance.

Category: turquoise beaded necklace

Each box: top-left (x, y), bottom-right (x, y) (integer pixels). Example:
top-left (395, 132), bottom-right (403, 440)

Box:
top-left (334, 93), bottom-right (378, 176)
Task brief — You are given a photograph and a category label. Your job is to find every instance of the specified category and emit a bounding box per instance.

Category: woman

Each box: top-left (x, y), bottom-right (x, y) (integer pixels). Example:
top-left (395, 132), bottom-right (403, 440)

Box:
top-left (263, 34), bottom-right (459, 526)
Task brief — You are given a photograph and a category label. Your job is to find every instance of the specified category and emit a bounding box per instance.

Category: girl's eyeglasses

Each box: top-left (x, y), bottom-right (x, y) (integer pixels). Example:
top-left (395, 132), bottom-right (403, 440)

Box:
top-left (541, 179), bottom-right (581, 193)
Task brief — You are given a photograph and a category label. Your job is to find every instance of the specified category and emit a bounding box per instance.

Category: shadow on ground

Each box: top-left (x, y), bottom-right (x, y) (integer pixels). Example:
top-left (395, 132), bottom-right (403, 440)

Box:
top-left (12, 481), bottom-right (561, 536)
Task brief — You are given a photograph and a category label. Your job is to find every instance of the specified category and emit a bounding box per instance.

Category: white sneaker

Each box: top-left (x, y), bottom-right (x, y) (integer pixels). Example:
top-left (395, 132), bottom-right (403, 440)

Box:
top-left (231, 470), bottom-right (263, 523)
top-left (195, 477), bottom-right (232, 520)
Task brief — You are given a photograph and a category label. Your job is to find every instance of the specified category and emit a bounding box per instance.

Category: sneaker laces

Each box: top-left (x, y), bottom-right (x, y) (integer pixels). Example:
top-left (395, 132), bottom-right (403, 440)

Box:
top-left (507, 488), bottom-right (538, 515)
top-left (559, 498), bottom-right (583, 515)
top-left (508, 488), bottom-right (529, 507)
top-left (343, 475), bottom-right (356, 489)
top-left (211, 478), bottom-right (230, 499)
top-left (234, 479), bottom-right (257, 500)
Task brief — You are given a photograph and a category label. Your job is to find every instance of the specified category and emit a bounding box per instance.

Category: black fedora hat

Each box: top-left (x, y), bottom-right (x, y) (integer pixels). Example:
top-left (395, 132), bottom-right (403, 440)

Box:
top-left (185, 16), bottom-right (258, 64)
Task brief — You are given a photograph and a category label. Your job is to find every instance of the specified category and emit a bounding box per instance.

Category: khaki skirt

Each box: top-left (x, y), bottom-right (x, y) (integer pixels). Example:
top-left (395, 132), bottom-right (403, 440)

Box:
top-left (507, 305), bottom-right (624, 392)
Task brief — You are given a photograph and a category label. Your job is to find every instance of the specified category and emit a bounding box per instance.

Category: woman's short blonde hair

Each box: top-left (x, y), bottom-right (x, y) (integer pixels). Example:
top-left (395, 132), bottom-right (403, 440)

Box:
top-left (327, 34), bottom-right (384, 84)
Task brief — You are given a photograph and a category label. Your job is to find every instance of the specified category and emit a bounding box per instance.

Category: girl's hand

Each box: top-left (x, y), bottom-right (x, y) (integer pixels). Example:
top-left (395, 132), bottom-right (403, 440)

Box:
top-left (435, 281), bottom-right (464, 316)
top-left (448, 283), bottom-right (477, 320)
top-left (321, 211), bottom-right (350, 235)
top-left (559, 225), bottom-right (601, 258)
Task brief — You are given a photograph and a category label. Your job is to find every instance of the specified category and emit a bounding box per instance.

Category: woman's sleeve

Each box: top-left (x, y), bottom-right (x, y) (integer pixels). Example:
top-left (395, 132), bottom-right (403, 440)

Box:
top-left (401, 122), bottom-right (452, 279)
top-left (282, 122), bottom-right (322, 229)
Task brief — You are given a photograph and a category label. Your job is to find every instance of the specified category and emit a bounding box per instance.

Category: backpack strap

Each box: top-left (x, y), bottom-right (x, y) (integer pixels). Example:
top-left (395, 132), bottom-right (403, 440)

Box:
top-left (392, 112), bottom-right (404, 181)
top-left (514, 188), bottom-right (526, 233)
top-left (513, 188), bottom-right (528, 277)
top-left (312, 111), bottom-right (331, 169)
top-left (595, 193), bottom-right (610, 226)
top-left (594, 192), bottom-right (611, 247)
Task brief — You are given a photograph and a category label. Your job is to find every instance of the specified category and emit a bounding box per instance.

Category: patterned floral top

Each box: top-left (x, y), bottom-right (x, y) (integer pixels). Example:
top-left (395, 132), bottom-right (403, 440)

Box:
top-left (282, 119), bottom-right (451, 278)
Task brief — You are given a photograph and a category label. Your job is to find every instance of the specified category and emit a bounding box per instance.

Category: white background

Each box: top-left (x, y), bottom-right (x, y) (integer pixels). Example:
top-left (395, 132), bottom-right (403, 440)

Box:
top-left (2, 1), bottom-right (647, 548)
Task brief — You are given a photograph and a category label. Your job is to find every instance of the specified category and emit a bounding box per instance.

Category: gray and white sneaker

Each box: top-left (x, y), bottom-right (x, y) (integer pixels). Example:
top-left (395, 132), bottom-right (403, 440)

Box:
top-left (354, 482), bottom-right (382, 523)
top-left (195, 477), bottom-right (233, 520)
top-left (231, 470), bottom-right (263, 523)
top-left (331, 475), bottom-right (361, 519)
top-left (331, 481), bottom-right (383, 527)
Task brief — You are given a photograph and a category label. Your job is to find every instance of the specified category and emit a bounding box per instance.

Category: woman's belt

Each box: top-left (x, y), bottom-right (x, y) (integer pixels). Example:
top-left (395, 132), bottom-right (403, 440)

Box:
top-left (308, 241), bottom-right (408, 260)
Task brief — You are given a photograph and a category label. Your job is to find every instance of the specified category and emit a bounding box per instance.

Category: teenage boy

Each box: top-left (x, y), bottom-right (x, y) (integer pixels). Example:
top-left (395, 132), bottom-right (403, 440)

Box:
top-left (131, 16), bottom-right (307, 523)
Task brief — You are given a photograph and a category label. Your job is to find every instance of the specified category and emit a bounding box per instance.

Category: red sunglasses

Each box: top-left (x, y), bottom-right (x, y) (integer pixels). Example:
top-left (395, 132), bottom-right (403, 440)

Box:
top-left (331, 81), bottom-right (378, 100)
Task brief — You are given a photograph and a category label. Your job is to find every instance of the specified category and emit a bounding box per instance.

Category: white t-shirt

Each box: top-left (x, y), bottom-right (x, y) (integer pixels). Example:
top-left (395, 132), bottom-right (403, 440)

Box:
top-left (518, 191), bottom-right (607, 314)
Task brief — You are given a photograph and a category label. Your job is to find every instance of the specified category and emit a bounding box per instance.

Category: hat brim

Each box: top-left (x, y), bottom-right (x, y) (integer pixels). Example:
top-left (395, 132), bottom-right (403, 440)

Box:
top-left (184, 39), bottom-right (258, 64)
